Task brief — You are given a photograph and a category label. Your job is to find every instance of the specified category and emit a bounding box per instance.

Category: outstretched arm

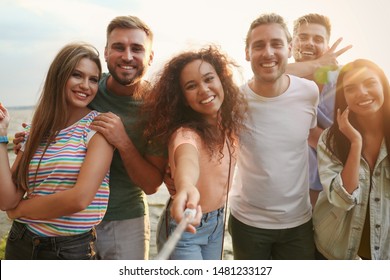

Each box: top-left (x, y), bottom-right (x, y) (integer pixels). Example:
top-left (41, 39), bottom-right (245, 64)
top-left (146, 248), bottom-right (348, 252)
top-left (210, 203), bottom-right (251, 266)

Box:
top-left (287, 38), bottom-right (352, 79)
top-left (90, 112), bottom-right (166, 194)
top-left (7, 133), bottom-right (114, 219)
top-left (170, 143), bottom-right (202, 233)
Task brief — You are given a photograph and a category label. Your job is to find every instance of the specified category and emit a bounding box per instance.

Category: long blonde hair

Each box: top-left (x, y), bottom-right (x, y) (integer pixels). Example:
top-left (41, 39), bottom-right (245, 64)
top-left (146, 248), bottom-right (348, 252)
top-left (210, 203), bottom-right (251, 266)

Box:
top-left (14, 42), bottom-right (102, 191)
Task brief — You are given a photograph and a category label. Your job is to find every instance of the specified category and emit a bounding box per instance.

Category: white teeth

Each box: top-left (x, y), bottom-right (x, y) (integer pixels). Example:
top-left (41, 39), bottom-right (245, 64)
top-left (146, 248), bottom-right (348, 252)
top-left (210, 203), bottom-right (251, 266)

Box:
top-left (301, 50), bottom-right (315, 55)
top-left (76, 92), bottom-right (87, 98)
top-left (121, 65), bottom-right (134, 70)
top-left (358, 100), bottom-right (373, 106)
top-left (201, 96), bottom-right (215, 104)
top-left (262, 62), bottom-right (276, 68)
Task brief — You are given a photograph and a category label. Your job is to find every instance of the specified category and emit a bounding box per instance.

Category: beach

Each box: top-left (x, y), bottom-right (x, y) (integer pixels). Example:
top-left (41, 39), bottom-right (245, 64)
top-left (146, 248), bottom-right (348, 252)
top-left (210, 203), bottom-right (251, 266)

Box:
top-left (1, 107), bottom-right (233, 260)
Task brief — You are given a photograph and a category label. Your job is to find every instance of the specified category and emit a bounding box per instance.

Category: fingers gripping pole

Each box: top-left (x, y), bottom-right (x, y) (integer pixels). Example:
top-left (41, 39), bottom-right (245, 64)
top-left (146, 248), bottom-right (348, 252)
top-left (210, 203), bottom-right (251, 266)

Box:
top-left (154, 208), bottom-right (197, 260)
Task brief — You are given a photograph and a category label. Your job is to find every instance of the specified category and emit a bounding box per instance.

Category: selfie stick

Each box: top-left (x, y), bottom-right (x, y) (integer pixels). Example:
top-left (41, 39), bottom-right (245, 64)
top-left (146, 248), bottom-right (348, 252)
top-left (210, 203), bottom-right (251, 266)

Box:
top-left (154, 208), bottom-right (197, 260)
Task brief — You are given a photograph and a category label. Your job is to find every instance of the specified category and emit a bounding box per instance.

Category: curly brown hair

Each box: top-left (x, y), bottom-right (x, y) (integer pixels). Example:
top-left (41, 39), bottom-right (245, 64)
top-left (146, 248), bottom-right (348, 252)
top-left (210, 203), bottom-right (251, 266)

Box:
top-left (143, 45), bottom-right (247, 159)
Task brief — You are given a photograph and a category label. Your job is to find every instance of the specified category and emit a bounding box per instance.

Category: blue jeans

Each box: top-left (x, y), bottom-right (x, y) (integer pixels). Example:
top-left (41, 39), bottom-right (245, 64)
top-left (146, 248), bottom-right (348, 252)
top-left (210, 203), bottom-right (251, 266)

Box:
top-left (157, 200), bottom-right (225, 260)
top-left (5, 221), bottom-right (97, 260)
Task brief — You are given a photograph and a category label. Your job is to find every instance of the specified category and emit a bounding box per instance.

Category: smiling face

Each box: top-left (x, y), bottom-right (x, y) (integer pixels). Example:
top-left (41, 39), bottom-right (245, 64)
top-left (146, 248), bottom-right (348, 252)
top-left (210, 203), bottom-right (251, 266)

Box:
top-left (245, 23), bottom-right (291, 84)
top-left (65, 57), bottom-right (100, 110)
top-left (104, 28), bottom-right (153, 87)
top-left (342, 67), bottom-right (384, 117)
top-left (292, 23), bottom-right (329, 62)
top-left (180, 59), bottom-right (224, 124)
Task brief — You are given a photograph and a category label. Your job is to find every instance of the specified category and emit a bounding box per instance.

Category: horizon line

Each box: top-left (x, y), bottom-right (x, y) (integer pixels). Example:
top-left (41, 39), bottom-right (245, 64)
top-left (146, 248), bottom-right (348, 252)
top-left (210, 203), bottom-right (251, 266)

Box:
top-left (7, 105), bottom-right (35, 110)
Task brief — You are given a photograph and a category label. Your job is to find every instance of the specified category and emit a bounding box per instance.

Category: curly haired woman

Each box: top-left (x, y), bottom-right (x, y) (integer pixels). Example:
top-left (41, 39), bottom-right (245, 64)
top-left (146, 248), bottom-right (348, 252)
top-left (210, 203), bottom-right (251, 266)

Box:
top-left (143, 46), bottom-right (247, 259)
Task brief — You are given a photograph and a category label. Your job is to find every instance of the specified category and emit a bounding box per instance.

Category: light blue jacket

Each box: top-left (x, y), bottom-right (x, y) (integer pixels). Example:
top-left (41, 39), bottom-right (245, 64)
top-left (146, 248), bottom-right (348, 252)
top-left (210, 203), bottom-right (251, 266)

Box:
top-left (313, 130), bottom-right (390, 259)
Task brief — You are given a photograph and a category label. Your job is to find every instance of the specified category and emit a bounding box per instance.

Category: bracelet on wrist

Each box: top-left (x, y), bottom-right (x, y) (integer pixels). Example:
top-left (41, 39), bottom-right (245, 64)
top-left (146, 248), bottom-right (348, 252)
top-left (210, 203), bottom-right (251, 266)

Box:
top-left (0, 135), bottom-right (9, 144)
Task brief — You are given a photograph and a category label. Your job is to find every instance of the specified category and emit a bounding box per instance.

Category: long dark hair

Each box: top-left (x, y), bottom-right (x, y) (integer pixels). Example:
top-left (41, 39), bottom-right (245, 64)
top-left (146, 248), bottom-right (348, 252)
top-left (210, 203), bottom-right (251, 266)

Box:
top-left (143, 45), bottom-right (247, 159)
top-left (325, 59), bottom-right (390, 164)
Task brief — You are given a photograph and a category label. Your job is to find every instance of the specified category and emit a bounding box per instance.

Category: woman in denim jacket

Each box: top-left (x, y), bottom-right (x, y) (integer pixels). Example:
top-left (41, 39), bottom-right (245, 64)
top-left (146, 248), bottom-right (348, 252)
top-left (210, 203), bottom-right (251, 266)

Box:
top-left (313, 59), bottom-right (390, 260)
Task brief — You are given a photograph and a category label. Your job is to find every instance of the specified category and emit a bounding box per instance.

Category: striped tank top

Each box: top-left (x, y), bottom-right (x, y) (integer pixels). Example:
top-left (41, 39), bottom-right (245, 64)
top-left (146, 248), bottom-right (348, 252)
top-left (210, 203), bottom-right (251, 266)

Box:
top-left (17, 110), bottom-right (110, 236)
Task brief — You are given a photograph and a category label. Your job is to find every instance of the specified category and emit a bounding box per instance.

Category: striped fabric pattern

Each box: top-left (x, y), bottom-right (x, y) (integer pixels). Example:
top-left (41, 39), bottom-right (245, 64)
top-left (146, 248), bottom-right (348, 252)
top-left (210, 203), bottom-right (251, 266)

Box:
top-left (17, 111), bottom-right (110, 236)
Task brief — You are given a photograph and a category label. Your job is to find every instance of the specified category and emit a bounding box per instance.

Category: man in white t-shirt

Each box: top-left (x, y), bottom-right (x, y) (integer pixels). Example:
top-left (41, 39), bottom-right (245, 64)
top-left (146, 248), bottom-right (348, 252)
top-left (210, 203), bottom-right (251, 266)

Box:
top-left (228, 13), bottom-right (319, 259)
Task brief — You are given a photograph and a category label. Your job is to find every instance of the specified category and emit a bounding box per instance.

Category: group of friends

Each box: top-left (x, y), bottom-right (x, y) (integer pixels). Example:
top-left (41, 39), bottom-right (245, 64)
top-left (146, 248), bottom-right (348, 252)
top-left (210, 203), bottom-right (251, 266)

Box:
top-left (0, 12), bottom-right (389, 260)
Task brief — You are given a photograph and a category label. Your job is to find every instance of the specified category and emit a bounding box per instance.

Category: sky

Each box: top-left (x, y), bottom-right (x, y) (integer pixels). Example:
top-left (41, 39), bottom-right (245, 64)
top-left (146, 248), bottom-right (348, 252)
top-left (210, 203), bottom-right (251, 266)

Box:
top-left (1, 0), bottom-right (390, 107)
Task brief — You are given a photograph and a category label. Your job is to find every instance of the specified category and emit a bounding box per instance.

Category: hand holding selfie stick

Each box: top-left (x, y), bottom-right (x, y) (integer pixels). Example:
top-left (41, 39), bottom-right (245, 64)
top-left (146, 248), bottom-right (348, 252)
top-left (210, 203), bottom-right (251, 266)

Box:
top-left (154, 208), bottom-right (197, 260)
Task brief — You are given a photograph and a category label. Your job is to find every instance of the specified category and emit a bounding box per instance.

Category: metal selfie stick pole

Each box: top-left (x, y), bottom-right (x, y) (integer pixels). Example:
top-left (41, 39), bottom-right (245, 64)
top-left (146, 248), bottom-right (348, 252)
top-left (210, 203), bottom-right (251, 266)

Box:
top-left (154, 208), bottom-right (197, 260)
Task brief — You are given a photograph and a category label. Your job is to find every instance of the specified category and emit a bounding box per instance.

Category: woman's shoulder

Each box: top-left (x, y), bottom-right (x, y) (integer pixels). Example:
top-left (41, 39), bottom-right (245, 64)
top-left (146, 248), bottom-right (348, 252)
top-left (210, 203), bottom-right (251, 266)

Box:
top-left (320, 127), bottom-right (331, 142)
top-left (88, 110), bottom-right (99, 118)
top-left (172, 127), bottom-right (201, 141)
top-left (78, 110), bottom-right (99, 125)
top-left (170, 127), bottom-right (203, 149)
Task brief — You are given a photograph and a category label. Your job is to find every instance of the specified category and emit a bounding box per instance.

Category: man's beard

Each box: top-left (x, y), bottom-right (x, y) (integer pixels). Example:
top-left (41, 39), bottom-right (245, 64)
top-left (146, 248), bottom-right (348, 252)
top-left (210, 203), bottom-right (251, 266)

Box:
top-left (108, 65), bottom-right (146, 86)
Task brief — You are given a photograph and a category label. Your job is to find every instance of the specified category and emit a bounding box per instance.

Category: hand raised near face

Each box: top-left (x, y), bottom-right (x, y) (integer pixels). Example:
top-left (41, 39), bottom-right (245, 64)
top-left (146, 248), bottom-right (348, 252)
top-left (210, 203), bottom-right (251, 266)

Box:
top-left (336, 107), bottom-right (362, 144)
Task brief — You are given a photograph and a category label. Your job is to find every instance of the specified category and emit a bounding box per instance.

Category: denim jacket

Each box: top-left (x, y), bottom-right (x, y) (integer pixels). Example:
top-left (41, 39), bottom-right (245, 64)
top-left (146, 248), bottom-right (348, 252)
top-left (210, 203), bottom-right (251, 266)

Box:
top-left (313, 131), bottom-right (390, 259)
